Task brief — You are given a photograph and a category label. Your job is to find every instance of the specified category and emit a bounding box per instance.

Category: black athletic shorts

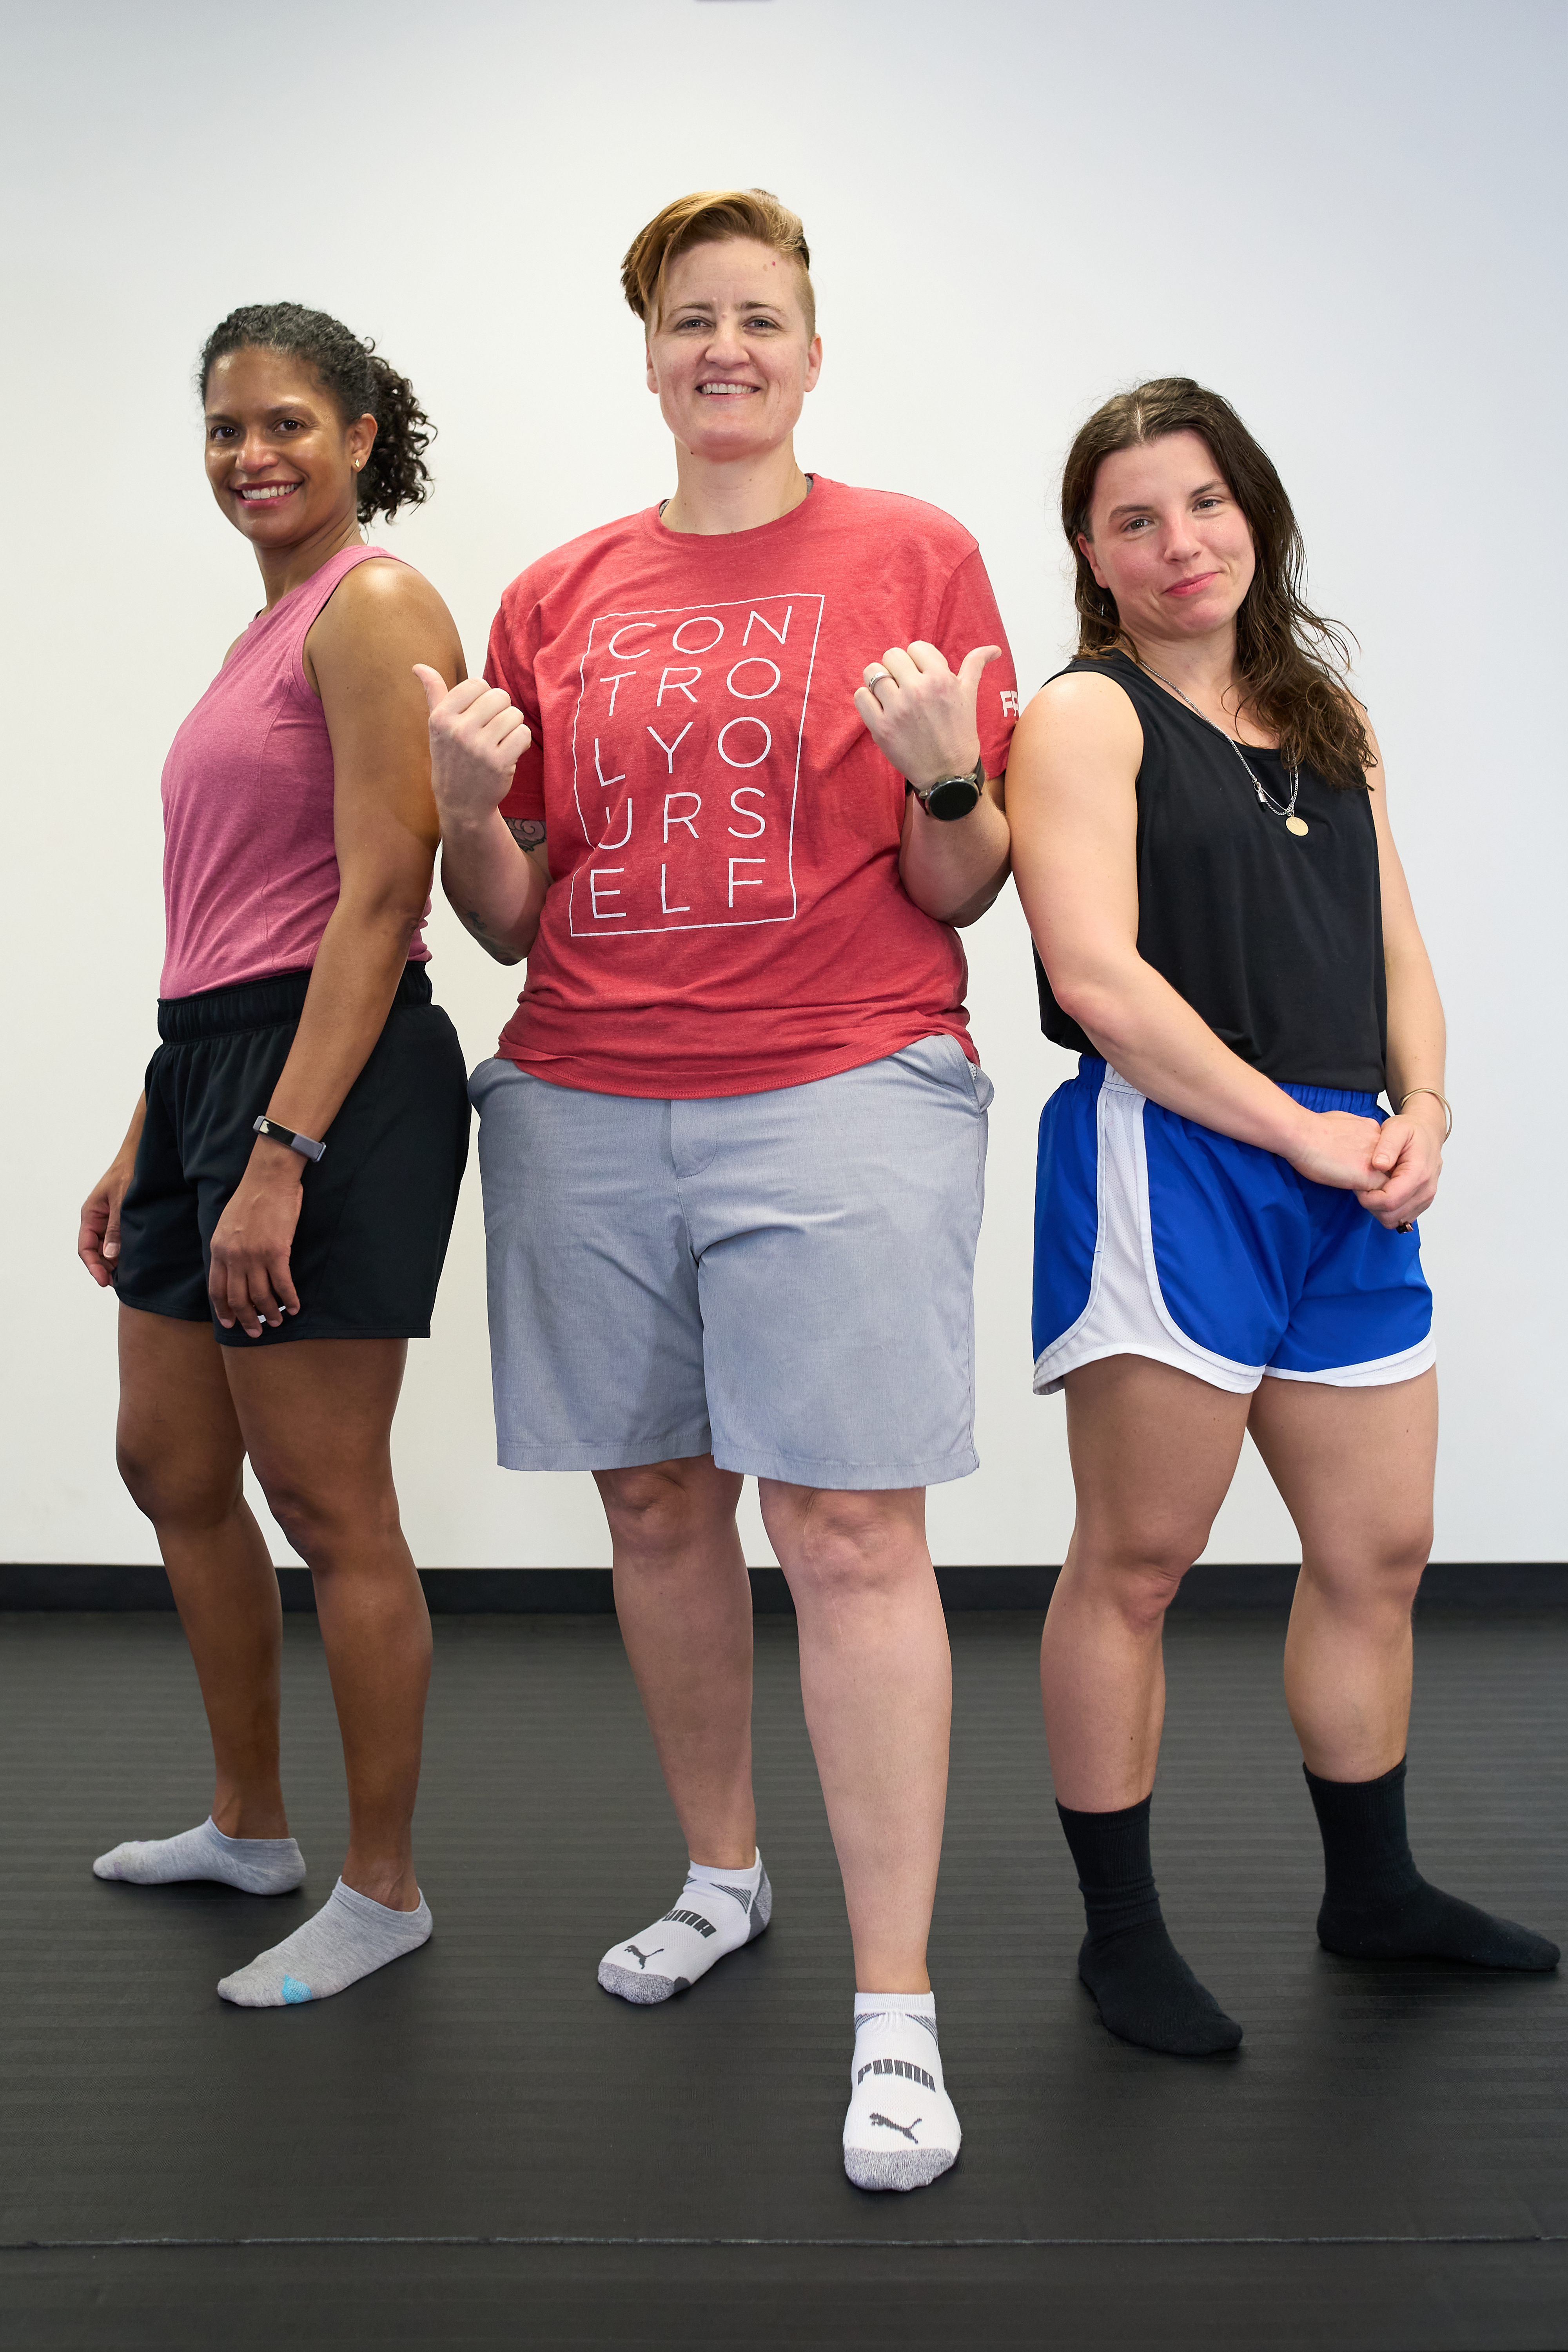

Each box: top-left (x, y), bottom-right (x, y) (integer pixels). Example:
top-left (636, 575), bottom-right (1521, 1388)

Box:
top-left (116, 963), bottom-right (471, 1347)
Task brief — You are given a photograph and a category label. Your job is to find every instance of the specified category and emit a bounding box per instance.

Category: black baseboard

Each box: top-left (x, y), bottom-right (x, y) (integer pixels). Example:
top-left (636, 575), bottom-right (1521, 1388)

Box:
top-left (3, 1562), bottom-right (1566, 1613)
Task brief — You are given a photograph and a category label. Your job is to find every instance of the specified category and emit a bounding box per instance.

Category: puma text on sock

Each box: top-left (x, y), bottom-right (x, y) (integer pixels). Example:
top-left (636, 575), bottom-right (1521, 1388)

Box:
top-left (1056, 1796), bottom-right (1243, 2055)
top-left (1306, 1760), bottom-right (1560, 1971)
top-left (216, 1878), bottom-right (430, 2006)
top-left (844, 1991), bottom-right (960, 2192)
top-left (93, 1817), bottom-right (305, 1895)
top-left (598, 1849), bottom-right (771, 2005)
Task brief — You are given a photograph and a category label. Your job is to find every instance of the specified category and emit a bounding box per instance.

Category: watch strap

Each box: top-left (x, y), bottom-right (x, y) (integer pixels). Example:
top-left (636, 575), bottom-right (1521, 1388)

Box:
top-left (253, 1114), bottom-right (326, 1163)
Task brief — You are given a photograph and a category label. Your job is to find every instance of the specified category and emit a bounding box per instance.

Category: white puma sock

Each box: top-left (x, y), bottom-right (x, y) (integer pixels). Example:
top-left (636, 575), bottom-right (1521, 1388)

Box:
top-left (598, 1848), bottom-right (771, 2005)
top-left (844, 1991), bottom-right (962, 2192)
top-left (216, 1878), bottom-right (430, 2007)
top-left (93, 1817), bottom-right (305, 1895)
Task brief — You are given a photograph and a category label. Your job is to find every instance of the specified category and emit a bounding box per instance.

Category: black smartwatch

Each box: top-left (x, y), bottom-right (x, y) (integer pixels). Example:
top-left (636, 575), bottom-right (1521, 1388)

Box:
top-left (253, 1115), bottom-right (326, 1164)
top-left (909, 754), bottom-right (984, 822)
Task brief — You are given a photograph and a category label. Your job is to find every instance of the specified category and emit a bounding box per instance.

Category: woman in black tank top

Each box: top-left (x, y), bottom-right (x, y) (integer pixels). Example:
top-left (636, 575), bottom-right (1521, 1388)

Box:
top-left (1007, 379), bottom-right (1555, 2059)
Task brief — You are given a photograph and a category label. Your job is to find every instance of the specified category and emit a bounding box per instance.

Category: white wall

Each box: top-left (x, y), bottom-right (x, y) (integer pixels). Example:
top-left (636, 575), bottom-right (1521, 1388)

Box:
top-left (3, 0), bottom-right (1562, 1568)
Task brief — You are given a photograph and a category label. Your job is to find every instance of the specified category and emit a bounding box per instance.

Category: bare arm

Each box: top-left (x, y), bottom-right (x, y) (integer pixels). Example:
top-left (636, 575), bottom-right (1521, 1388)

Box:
top-left (1007, 673), bottom-right (1392, 1197)
top-left (78, 1093), bottom-right (146, 1287)
top-left (416, 671), bottom-right (548, 966)
top-left (208, 560), bottom-right (466, 1337)
top-left (900, 771), bottom-right (1011, 927)
top-left (854, 641), bottom-right (1012, 926)
top-left (1357, 722), bottom-right (1447, 1222)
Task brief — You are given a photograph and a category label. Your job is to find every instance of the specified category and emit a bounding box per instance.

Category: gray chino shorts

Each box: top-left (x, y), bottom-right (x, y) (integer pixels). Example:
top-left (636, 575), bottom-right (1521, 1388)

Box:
top-left (469, 1034), bottom-right (992, 1490)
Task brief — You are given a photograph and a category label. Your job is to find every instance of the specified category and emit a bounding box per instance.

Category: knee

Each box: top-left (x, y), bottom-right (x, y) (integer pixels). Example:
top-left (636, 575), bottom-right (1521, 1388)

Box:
top-left (1067, 1519), bottom-right (1201, 1636)
top-left (116, 1427), bottom-right (242, 1533)
top-left (258, 1474), bottom-right (400, 1567)
top-left (1303, 1517), bottom-right (1434, 1619)
top-left (773, 1491), bottom-right (925, 1605)
top-left (596, 1464), bottom-right (728, 1566)
top-left (1103, 1559), bottom-right (1189, 1637)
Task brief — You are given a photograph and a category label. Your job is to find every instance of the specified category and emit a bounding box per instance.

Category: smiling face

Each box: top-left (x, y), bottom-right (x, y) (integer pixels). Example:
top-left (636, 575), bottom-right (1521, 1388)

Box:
top-left (1078, 429), bottom-right (1256, 651)
top-left (203, 345), bottom-right (376, 548)
top-left (644, 236), bottom-right (820, 463)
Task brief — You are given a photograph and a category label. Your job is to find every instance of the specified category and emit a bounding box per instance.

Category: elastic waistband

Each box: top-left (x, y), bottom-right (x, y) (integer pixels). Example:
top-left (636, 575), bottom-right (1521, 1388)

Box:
top-left (1080, 1053), bottom-right (1377, 1118)
top-left (157, 960), bottom-right (433, 1043)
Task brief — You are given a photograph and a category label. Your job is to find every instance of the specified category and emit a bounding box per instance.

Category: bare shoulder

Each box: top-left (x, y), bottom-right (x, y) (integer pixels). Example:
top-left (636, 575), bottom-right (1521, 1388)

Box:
top-left (316, 555), bottom-right (457, 644)
top-left (306, 555), bottom-right (463, 699)
top-left (1012, 666), bottom-right (1143, 773)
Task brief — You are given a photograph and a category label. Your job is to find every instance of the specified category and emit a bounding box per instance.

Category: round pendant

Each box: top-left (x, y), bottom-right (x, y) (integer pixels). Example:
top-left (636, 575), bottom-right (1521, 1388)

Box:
top-left (1285, 815), bottom-right (1310, 837)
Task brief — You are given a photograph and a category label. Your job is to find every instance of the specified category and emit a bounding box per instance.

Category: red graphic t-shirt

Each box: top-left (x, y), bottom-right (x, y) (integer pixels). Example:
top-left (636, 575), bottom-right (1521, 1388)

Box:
top-left (486, 475), bottom-right (1018, 1098)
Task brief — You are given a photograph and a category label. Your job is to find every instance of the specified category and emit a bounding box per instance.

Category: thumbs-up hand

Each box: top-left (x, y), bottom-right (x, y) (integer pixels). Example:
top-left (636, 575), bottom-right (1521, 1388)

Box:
top-left (415, 666), bottom-right (533, 833)
top-left (852, 641), bottom-right (1000, 791)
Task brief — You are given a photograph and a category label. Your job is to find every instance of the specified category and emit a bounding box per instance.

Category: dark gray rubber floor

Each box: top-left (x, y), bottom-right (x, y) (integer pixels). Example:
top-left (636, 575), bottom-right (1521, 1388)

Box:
top-left (2, 1609), bottom-right (1564, 2348)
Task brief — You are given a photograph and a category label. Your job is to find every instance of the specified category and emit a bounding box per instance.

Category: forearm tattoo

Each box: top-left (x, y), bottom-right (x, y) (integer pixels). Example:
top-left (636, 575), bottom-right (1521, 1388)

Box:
top-left (454, 821), bottom-right (544, 963)
top-left (457, 907), bottom-right (523, 965)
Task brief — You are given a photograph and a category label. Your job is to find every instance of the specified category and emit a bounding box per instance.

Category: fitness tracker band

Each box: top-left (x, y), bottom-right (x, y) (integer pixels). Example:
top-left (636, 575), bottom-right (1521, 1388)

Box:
top-left (909, 754), bottom-right (985, 822)
top-left (253, 1115), bottom-right (326, 1164)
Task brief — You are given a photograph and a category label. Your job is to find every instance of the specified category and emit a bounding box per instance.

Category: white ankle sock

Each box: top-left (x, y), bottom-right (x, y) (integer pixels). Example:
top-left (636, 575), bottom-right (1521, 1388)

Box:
top-left (598, 1849), bottom-right (771, 2005)
top-left (93, 1817), bottom-right (305, 1895)
top-left (217, 1878), bottom-right (431, 2007)
top-left (843, 1991), bottom-right (961, 2192)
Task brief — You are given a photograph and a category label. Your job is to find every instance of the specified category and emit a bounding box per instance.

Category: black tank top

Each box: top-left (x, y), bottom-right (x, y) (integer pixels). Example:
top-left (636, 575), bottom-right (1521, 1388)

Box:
top-left (1034, 652), bottom-right (1387, 1091)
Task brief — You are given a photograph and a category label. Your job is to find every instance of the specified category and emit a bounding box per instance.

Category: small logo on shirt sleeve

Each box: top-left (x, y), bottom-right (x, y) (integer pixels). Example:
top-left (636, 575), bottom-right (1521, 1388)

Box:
top-left (1000, 689), bottom-right (1020, 719)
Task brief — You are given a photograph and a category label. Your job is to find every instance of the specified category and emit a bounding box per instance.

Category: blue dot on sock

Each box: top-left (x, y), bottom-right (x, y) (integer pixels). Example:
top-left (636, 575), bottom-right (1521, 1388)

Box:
top-left (281, 1975), bottom-right (313, 2004)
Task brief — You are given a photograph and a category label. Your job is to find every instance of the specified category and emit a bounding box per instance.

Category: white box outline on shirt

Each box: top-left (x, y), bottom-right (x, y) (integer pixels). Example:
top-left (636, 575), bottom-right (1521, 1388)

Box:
top-left (564, 592), bottom-right (824, 938)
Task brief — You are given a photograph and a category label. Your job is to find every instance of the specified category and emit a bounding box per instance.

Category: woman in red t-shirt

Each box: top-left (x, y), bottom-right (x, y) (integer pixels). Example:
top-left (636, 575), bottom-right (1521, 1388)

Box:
top-left (419, 189), bottom-right (1018, 2191)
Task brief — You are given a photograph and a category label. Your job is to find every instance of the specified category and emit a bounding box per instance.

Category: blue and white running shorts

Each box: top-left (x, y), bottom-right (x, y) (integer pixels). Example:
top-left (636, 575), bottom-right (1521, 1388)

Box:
top-left (1032, 1057), bottom-right (1435, 1396)
top-left (471, 1034), bottom-right (992, 1488)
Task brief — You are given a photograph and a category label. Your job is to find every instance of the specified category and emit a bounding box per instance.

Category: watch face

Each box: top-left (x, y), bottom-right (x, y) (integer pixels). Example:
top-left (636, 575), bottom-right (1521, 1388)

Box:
top-left (924, 777), bottom-right (983, 822)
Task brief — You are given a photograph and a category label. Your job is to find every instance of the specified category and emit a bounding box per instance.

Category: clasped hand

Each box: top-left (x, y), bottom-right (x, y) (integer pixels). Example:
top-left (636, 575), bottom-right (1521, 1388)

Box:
top-left (1292, 1109), bottom-right (1443, 1229)
top-left (853, 641), bottom-right (1000, 789)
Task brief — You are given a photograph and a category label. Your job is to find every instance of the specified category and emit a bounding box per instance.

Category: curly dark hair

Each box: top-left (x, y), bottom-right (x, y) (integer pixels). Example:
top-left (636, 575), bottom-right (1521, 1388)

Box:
top-left (1062, 377), bottom-right (1373, 788)
top-left (198, 302), bottom-right (434, 524)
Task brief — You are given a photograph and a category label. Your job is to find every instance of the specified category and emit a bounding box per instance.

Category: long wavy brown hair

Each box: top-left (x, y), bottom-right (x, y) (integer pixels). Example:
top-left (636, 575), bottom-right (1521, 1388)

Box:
top-left (1062, 378), bottom-right (1373, 787)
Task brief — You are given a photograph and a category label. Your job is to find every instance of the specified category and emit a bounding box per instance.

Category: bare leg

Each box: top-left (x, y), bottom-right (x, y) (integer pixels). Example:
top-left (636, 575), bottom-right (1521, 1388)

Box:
top-left (1038, 1356), bottom-right (1253, 2053)
top-left (759, 1482), bottom-right (949, 1994)
top-left (1247, 1368), bottom-right (1550, 1970)
top-left (1249, 1368), bottom-right (1437, 1779)
top-left (116, 1305), bottom-right (288, 1838)
top-left (227, 1338), bottom-right (428, 1912)
top-left (595, 1456), bottom-right (755, 1869)
top-left (1040, 1356), bottom-right (1251, 1809)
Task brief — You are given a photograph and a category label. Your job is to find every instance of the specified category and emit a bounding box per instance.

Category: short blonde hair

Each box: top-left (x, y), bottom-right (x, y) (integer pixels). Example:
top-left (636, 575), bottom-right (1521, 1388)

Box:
top-left (621, 187), bottom-right (815, 338)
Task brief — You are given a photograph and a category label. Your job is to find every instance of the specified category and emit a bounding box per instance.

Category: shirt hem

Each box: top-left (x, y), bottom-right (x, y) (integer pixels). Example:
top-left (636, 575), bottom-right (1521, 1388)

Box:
top-left (493, 1024), bottom-right (977, 1101)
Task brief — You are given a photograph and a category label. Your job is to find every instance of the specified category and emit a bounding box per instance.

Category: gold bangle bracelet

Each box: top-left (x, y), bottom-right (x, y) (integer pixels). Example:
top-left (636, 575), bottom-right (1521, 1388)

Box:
top-left (1399, 1087), bottom-right (1452, 1142)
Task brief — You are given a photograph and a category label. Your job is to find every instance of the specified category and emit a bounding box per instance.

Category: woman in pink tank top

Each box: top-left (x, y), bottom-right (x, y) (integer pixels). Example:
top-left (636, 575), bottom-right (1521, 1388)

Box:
top-left (75, 304), bottom-right (472, 2009)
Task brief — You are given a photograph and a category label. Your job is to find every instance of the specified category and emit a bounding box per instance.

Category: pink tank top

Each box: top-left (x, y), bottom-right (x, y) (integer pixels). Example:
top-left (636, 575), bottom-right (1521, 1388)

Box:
top-left (159, 543), bottom-right (432, 998)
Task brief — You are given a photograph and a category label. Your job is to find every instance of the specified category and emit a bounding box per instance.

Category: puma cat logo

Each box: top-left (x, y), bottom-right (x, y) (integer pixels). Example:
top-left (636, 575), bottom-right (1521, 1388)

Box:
top-left (869, 2112), bottom-right (922, 2143)
top-left (625, 1944), bottom-right (664, 1969)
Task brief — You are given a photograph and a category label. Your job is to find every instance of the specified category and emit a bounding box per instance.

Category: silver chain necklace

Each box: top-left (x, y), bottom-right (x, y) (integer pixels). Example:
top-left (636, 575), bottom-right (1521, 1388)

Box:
top-left (1137, 659), bottom-right (1308, 838)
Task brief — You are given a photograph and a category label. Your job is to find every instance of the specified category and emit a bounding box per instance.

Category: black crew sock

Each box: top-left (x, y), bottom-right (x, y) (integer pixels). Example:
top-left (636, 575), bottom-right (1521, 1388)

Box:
top-left (1305, 1759), bottom-right (1559, 1971)
top-left (1056, 1796), bottom-right (1243, 2055)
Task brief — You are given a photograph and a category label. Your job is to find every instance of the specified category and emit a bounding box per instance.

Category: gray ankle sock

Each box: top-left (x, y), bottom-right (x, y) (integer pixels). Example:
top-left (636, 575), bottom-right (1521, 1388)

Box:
top-left (217, 1878), bottom-right (431, 2007)
top-left (93, 1817), bottom-right (305, 1895)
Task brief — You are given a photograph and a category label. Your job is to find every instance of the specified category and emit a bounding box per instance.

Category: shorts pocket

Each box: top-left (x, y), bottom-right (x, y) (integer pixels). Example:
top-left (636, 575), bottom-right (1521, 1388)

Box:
top-left (895, 1032), bottom-right (993, 1114)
